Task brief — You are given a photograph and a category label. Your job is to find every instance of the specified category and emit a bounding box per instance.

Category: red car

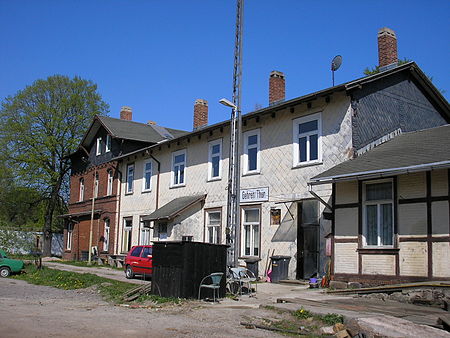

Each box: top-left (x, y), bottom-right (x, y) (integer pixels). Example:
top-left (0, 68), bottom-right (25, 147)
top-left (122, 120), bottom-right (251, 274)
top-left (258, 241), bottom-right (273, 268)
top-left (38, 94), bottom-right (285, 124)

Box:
top-left (124, 245), bottom-right (153, 279)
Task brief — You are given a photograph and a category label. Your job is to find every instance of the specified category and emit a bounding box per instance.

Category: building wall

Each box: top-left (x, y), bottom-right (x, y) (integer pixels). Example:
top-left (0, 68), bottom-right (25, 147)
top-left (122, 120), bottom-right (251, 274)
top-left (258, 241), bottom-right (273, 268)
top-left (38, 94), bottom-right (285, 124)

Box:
top-left (63, 162), bottom-right (120, 260)
top-left (119, 92), bottom-right (354, 278)
top-left (351, 71), bottom-right (448, 153)
top-left (333, 169), bottom-right (450, 284)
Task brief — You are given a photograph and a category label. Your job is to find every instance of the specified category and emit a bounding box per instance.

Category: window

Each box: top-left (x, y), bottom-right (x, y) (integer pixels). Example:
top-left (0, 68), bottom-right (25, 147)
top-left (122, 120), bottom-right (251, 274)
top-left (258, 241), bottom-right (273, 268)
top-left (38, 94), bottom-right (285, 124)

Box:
top-left (79, 178), bottom-right (84, 201)
top-left (363, 181), bottom-right (394, 247)
top-left (103, 219), bottom-right (110, 252)
top-left (171, 150), bottom-right (186, 187)
top-left (142, 246), bottom-right (152, 257)
top-left (130, 246), bottom-right (143, 257)
top-left (66, 223), bottom-right (73, 250)
top-left (293, 112), bottom-right (322, 166)
top-left (140, 220), bottom-right (151, 245)
top-left (243, 129), bottom-right (260, 175)
top-left (122, 218), bottom-right (132, 252)
top-left (105, 135), bottom-right (111, 153)
top-left (107, 170), bottom-right (113, 196)
top-left (206, 210), bottom-right (221, 244)
top-left (208, 139), bottom-right (222, 180)
top-left (94, 172), bottom-right (99, 198)
top-left (126, 164), bottom-right (134, 194)
top-left (96, 137), bottom-right (102, 156)
top-left (242, 208), bottom-right (260, 256)
top-left (142, 160), bottom-right (152, 192)
top-left (158, 222), bottom-right (167, 240)
top-left (270, 208), bottom-right (281, 225)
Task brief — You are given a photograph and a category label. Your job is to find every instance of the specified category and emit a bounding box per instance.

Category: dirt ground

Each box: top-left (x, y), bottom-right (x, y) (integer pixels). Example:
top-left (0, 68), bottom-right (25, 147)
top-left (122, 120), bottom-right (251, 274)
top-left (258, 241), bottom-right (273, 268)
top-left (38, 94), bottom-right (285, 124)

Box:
top-left (0, 278), bottom-right (287, 338)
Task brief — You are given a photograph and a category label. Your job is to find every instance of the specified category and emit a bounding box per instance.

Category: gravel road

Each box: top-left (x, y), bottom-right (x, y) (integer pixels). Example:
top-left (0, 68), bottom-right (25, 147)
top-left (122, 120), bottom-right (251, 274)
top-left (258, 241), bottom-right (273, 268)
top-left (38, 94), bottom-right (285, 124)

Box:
top-left (0, 277), bottom-right (282, 338)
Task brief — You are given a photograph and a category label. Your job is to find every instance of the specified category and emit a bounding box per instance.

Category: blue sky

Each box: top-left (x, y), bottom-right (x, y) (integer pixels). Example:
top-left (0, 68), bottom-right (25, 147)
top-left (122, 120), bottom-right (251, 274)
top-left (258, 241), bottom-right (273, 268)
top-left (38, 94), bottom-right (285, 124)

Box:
top-left (1, 1), bottom-right (449, 132)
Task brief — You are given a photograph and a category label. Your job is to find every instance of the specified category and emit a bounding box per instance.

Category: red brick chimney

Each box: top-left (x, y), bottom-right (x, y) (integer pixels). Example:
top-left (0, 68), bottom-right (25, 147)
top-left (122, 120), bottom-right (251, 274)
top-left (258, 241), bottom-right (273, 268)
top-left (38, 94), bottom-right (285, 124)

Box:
top-left (193, 99), bottom-right (208, 130)
top-left (269, 71), bottom-right (285, 105)
top-left (120, 106), bottom-right (132, 121)
top-left (378, 27), bottom-right (398, 68)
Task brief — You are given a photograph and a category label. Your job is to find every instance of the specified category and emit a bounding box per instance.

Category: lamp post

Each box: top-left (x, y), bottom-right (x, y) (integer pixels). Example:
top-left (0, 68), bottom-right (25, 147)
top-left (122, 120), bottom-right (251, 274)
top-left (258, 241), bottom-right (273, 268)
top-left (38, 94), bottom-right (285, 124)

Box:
top-left (220, 98), bottom-right (241, 268)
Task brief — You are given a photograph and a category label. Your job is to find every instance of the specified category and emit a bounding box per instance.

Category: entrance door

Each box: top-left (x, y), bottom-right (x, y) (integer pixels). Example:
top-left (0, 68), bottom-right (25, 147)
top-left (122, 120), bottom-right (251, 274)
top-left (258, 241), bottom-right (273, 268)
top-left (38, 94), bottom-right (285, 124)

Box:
top-left (296, 200), bottom-right (319, 279)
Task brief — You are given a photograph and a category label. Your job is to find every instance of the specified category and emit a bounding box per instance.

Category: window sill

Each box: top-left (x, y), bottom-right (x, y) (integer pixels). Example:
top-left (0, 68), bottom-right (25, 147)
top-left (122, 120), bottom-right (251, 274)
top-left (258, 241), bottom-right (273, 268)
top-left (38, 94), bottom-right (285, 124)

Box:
top-left (141, 189), bottom-right (152, 194)
top-left (242, 171), bottom-right (260, 177)
top-left (170, 184), bottom-right (186, 189)
top-left (207, 177), bottom-right (222, 182)
top-left (124, 191), bottom-right (134, 196)
top-left (292, 161), bottom-right (323, 169)
top-left (357, 247), bottom-right (399, 254)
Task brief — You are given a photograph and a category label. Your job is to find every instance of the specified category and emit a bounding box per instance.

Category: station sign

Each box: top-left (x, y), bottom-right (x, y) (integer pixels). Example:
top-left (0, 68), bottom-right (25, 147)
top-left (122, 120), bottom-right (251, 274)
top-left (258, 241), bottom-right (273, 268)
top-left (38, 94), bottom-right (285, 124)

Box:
top-left (240, 187), bottom-right (269, 203)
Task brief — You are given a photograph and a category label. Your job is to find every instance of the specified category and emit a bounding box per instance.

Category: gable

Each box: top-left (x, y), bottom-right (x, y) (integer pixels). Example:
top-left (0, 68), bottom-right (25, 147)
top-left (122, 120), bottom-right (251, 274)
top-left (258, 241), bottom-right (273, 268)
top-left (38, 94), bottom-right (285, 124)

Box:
top-left (350, 70), bottom-right (449, 152)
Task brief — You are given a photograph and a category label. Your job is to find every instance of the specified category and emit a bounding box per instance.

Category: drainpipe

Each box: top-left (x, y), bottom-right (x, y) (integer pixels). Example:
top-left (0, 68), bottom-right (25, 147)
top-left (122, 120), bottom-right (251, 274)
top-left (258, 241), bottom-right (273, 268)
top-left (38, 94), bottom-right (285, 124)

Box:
top-left (88, 169), bottom-right (97, 264)
top-left (114, 162), bottom-right (122, 256)
top-left (150, 154), bottom-right (161, 210)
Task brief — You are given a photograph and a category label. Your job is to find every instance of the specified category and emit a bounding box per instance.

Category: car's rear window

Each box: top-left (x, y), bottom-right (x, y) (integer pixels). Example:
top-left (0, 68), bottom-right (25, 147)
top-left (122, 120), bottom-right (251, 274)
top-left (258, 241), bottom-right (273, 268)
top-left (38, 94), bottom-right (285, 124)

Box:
top-left (141, 247), bottom-right (152, 257)
top-left (130, 246), bottom-right (143, 257)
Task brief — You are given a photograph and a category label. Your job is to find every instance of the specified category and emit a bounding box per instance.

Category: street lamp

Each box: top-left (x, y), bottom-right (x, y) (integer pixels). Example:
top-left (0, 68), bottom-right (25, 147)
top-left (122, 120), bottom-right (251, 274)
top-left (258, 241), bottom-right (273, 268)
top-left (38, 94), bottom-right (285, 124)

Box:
top-left (220, 97), bottom-right (241, 268)
top-left (219, 98), bottom-right (236, 109)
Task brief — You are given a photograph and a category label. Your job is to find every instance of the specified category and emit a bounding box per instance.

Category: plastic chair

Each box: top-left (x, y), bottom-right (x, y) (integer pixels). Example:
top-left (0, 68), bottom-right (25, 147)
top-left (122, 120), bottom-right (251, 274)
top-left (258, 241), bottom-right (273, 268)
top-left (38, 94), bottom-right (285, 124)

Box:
top-left (198, 272), bottom-right (224, 302)
top-left (228, 267), bottom-right (257, 296)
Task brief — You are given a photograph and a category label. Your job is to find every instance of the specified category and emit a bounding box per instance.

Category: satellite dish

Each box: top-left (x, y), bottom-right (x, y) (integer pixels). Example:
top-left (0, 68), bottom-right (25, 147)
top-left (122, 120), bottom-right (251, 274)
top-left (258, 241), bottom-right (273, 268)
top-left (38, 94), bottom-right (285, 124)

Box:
top-left (331, 55), bottom-right (342, 71)
top-left (331, 55), bottom-right (342, 86)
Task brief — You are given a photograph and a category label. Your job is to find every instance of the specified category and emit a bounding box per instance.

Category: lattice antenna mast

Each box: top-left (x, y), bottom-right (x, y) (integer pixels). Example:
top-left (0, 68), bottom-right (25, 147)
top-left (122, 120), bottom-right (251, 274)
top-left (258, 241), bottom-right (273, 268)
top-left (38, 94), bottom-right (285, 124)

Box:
top-left (226, 0), bottom-right (244, 267)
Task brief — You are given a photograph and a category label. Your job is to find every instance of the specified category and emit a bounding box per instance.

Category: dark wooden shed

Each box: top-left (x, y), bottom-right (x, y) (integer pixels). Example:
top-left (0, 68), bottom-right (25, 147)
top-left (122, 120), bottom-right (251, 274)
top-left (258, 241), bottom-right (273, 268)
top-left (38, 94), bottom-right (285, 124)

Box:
top-left (151, 241), bottom-right (228, 299)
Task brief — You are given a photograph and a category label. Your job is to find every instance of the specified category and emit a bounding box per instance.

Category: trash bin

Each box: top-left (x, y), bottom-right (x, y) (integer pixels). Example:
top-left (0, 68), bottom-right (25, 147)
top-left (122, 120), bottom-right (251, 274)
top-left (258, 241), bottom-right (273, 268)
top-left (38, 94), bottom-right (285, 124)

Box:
top-left (270, 256), bottom-right (291, 283)
top-left (244, 257), bottom-right (261, 280)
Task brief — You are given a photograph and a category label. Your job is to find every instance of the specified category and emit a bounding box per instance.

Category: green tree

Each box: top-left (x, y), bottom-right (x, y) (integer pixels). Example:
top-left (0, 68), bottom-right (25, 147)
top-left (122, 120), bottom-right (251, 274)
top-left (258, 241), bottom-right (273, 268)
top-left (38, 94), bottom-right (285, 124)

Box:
top-left (363, 57), bottom-right (412, 75)
top-left (0, 75), bottom-right (109, 256)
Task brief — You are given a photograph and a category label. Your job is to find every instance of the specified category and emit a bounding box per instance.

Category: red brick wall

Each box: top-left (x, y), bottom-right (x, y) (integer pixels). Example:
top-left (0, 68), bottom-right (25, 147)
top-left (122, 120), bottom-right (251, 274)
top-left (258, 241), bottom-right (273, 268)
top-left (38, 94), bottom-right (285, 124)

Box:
top-left (64, 162), bottom-right (120, 260)
top-left (269, 71), bottom-right (285, 104)
top-left (378, 27), bottom-right (398, 68)
top-left (193, 99), bottom-right (208, 130)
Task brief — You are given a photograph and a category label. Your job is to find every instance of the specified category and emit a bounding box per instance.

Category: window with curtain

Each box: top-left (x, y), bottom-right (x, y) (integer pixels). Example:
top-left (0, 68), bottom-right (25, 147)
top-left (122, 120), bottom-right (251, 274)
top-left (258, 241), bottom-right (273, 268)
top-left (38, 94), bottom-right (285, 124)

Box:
top-left (363, 181), bottom-right (393, 246)
top-left (242, 208), bottom-right (260, 256)
top-left (206, 210), bottom-right (221, 244)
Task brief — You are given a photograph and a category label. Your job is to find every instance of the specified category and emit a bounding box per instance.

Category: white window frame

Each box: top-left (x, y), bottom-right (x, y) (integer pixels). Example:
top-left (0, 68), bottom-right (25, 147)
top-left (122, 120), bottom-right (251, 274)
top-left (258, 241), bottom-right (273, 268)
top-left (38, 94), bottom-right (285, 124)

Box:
top-left (122, 218), bottom-right (133, 253)
top-left (142, 159), bottom-right (152, 192)
top-left (66, 223), bottom-right (73, 250)
top-left (206, 210), bottom-right (221, 244)
top-left (96, 137), bottom-right (102, 156)
top-left (126, 164), bottom-right (134, 194)
top-left (105, 135), bottom-right (111, 153)
top-left (208, 139), bottom-right (222, 181)
top-left (292, 112), bottom-right (322, 167)
top-left (103, 219), bottom-right (110, 252)
top-left (171, 149), bottom-right (186, 187)
top-left (140, 219), bottom-right (151, 245)
top-left (241, 207), bottom-right (261, 257)
top-left (79, 178), bottom-right (84, 202)
top-left (362, 179), bottom-right (394, 248)
top-left (243, 129), bottom-right (260, 175)
top-left (107, 170), bottom-right (113, 196)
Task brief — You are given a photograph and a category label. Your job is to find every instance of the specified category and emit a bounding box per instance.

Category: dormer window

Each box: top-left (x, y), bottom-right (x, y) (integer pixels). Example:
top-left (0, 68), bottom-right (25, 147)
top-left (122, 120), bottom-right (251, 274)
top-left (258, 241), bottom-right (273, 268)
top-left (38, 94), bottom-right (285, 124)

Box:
top-left (96, 137), bottom-right (102, 156)
top-left (105, 135), bottom-right (111, 153)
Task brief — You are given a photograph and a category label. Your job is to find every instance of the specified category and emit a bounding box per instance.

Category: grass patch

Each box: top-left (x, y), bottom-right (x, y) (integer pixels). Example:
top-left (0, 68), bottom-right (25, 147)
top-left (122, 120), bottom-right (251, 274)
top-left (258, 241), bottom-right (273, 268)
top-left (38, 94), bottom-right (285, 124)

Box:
top-left (293, 307), bottom-right (343, 325)
top-left (12, 264), bottom-right (180, 305)
top-left (8, 253), bottom-right (37, 260)
top-left (56, 260), bottom-right (122, 270)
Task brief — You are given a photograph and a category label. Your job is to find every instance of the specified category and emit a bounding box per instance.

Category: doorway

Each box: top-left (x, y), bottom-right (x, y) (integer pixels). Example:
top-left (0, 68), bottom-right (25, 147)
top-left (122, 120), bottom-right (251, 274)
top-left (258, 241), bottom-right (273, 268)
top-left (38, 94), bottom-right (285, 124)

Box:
top-left (296, 200), bottom-right (319, 279)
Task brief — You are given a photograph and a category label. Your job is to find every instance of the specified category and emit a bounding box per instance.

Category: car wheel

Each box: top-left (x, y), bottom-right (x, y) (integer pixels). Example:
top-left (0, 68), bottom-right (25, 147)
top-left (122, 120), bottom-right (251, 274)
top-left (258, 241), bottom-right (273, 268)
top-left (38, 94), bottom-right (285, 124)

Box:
top-left (0, 267), bottom-right (11, 278)
top-left (125, 265), bottom-right (134, 279)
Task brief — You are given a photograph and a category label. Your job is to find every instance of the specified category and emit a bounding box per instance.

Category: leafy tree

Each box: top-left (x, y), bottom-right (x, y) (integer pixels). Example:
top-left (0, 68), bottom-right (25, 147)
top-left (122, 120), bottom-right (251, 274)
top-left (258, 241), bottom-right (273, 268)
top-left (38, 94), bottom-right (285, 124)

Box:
top-left (0, 75), bottom-right (109, 256)
top-left (363, 57), bottom-right (412, 75)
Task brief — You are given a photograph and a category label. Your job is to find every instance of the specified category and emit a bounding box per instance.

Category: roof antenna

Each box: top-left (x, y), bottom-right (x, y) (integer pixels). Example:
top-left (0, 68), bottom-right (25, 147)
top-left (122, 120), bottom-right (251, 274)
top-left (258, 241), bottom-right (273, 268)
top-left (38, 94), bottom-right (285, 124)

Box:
top-left (331, 55), bottom-right (342, 86)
